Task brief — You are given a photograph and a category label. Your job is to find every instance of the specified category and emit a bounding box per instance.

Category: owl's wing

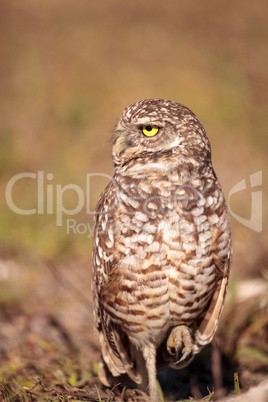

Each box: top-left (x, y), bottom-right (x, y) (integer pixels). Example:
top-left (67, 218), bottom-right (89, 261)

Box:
top-left (92, 180), bottom-right (141, 385)
top-left (194, 234), bottom-right (232, 352)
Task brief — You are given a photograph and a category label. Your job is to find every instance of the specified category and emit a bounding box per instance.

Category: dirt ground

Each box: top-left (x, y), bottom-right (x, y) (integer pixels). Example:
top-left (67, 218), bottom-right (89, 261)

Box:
top-left (0, 246), bottom-right (267, 401)
top-left (0, 0), bottom-right (268, 400)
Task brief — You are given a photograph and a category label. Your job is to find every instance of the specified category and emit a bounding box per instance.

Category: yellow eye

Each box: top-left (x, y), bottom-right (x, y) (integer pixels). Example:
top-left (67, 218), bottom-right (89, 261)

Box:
top-left (141, 125), bottom-right (159, 137)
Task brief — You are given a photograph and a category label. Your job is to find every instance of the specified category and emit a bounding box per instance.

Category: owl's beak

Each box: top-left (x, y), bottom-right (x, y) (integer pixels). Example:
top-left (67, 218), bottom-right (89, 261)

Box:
top-left (115, 134), bottom-right (128, 157)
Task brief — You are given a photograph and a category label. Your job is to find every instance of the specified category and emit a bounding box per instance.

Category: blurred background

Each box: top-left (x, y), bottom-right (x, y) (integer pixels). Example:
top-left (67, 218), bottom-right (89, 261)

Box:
top-left (0, 0), bottom-right (267, 400)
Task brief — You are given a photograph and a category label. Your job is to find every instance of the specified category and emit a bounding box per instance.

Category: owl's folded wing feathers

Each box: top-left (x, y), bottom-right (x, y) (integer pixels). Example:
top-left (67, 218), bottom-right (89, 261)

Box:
top-left (194, 248), bottom-right (232, 352)
top-left (92, 182), bottom-right (141, 385)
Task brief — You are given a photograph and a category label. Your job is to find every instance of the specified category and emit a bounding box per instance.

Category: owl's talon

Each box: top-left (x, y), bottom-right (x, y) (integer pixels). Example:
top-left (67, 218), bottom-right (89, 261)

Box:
top-left (167, 325), bottom-right (193, 364)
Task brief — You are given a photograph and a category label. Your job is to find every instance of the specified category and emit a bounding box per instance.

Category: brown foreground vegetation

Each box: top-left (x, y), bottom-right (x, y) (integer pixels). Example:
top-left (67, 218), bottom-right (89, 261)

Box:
top-left (0, 0), bottom-right (267, 400)
top-left (0, 249), bottom-right (267, 401)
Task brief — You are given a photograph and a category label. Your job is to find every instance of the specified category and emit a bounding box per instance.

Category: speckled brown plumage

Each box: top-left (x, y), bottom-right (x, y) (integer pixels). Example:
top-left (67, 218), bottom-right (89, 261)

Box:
top-left (92, 99), bottom-right (232, 401)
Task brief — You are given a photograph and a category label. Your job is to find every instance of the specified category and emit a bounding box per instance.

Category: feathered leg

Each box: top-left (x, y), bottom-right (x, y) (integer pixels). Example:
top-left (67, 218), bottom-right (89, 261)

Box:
top-left (141, 343), bottom-right (160, 402)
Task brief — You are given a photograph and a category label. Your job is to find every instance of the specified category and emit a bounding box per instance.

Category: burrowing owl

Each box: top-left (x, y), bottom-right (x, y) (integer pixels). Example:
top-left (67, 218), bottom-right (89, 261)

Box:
top-left (92, 99), bottom-right (232, 401)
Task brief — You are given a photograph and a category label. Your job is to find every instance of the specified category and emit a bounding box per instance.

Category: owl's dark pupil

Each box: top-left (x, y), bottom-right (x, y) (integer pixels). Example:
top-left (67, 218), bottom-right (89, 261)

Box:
top-left (146, 125), bottom-right (152, 131)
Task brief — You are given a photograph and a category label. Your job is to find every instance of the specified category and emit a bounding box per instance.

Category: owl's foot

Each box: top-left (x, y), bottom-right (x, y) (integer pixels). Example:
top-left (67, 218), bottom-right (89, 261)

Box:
top-left (167, 325), bottom-right (193, 365)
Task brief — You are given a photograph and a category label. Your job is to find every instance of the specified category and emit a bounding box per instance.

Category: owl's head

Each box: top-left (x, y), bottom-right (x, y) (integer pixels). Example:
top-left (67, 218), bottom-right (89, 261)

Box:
top-left (112, 99), bottom-right (211, 170)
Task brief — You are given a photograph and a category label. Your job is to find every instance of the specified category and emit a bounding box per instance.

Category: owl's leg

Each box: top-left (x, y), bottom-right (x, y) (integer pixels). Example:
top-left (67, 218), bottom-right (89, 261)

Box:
top-left (98, 358), bottom-right (112, 387)
top-left (141, 343), bottom-right (160, 402)
top-left (167, 325), bottom-right (193, 365)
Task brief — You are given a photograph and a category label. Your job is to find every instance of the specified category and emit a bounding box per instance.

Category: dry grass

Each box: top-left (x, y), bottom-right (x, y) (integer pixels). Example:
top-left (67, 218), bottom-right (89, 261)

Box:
top-left (0, 0), bottom-right (267, 400)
